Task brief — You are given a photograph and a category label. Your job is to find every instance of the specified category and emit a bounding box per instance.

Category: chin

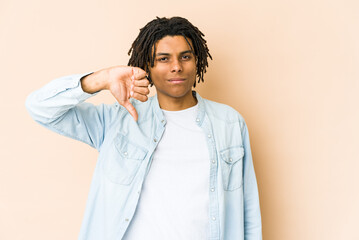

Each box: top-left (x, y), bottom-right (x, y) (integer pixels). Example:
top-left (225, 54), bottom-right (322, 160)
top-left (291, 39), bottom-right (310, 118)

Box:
top-left (160, 89), bottom-right (192, 99)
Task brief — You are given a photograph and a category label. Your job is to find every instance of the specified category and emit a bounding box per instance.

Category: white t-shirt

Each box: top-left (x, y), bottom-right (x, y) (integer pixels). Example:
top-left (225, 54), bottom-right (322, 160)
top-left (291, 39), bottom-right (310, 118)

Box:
top-left (123, 104), bottom-right (210, 240)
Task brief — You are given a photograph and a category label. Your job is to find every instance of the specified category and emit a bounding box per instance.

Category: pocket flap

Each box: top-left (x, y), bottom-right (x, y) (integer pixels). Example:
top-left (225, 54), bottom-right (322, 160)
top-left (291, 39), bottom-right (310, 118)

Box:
top-left (114, 134), bottom-right (147, 160)
top-left (220, 146), bottom-right (244, 164)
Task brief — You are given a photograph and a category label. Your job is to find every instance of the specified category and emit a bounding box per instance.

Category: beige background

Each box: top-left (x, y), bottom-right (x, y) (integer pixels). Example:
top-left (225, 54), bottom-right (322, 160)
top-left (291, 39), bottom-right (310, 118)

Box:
top-left (1, 0), bottom-right (358, 239)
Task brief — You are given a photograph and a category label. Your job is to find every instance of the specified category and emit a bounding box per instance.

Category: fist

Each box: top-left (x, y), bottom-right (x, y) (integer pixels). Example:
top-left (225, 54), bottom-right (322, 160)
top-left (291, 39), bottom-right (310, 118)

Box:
top-left (107, 66), bottom-right (150, 121)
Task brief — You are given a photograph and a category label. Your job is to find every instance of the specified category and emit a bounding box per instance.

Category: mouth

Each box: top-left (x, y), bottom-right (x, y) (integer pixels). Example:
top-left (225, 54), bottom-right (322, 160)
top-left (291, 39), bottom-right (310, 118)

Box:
top-left (168, 78), bottom-right (186, 83)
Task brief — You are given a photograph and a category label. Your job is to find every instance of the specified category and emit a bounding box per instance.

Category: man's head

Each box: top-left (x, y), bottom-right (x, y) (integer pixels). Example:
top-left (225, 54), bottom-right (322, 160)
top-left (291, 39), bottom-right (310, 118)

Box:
top-left (128, 16), bottom-right (212, 87)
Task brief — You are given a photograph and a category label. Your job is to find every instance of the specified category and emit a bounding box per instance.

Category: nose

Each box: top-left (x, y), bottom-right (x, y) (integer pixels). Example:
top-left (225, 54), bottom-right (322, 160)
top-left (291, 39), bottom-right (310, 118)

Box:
top-left (171, 59), bottom-right (182, 73)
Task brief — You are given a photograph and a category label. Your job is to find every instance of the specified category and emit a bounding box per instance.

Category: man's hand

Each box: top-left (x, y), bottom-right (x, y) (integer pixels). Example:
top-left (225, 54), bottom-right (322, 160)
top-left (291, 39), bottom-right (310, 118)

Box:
top-left (81, 66), bottom-right (150, 121)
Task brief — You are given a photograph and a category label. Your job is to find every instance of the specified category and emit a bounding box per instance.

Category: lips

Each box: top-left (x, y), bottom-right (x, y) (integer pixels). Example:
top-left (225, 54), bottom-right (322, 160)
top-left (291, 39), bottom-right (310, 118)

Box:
top-left (168, 78), bottom-right (185, 83)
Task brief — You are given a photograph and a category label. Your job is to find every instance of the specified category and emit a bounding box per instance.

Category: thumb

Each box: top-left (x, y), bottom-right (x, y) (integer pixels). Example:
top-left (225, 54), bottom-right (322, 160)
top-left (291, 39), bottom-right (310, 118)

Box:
top-left (122, 100), bottom-right (138, 121)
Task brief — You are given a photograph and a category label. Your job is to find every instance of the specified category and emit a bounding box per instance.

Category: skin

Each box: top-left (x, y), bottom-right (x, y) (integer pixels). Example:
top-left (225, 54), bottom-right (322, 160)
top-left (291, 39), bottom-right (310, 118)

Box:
top-left (81, 66), bottom-right (149, 121)
top-left (149, 35), bottom-right (197, 111)
top-left (81, 35), bottom-right (197, 121)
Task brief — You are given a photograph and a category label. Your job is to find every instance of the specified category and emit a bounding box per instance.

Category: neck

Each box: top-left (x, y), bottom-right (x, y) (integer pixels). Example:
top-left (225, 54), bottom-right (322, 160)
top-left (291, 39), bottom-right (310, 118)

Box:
top-left (157, 92), bottom-right (197, 111)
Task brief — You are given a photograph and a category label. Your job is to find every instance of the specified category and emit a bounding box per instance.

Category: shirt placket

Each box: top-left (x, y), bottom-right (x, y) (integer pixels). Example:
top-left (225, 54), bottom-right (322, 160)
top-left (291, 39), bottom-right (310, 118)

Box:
top-left (198, 114), bottom-right (220, 240)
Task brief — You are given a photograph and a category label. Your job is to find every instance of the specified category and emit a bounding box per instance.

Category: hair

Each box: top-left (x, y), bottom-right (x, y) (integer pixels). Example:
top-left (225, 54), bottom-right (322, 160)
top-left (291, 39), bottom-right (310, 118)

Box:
top-left (127, 16), bottom-right (212, 87)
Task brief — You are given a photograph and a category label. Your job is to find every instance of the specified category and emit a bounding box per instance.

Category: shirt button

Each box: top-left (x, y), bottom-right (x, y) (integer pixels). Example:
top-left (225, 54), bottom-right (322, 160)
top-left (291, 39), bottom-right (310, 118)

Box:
top-left (161, 119), bottom-right (165, 123)
top-left (196, 118), bottom-right (200, 122)
top-left (212, 160), bottom-right (216, 164)
top-left (212, 216), bottom-right (216, 221)
top-left (124, 152), bottom-right (128, 156)
top-left (154, 138), bottom-right (157, 142)
top-left (211, 188), bottom-right (215, 192)
top-left (229, 158), bottom-right (232, 162)
top-left (125, 218), bottom-right (129, 222)
top-left (207, 134), bottom-right (211, 138)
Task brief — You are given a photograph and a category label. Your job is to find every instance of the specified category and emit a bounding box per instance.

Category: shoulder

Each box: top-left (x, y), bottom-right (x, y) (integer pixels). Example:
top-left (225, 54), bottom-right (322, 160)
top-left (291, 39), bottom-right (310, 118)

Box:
top-left (130, 96), bottom-right (153, 112)
top-left (112, 96), bottom-right (154, 123)
top-left (202, 98), bottom-right (245, 125)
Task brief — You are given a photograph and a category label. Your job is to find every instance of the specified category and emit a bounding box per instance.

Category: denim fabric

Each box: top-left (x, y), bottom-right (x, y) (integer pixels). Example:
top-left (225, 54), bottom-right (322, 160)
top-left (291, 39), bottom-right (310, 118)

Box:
top-left (26, 73), bottom-right (262, 240)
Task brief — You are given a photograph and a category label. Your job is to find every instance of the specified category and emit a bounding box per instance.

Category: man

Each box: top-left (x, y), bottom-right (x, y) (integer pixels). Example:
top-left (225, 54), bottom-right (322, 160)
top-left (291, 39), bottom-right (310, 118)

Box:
top-left (26, 16), bottom-right (262, 240)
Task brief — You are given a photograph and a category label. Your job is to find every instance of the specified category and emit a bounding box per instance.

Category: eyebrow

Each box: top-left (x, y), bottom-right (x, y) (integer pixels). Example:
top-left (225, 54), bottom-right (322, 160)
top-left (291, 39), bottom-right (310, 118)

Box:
top-left (155, 50), bottom-right (193, 56)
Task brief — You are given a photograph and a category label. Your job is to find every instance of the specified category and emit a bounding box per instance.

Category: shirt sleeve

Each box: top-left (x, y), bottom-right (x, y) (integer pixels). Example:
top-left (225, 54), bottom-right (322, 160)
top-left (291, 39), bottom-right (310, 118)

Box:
top-left (241, 120), bottom-right (263, 240)
top-left (25, 73), bottom-right (117, 151)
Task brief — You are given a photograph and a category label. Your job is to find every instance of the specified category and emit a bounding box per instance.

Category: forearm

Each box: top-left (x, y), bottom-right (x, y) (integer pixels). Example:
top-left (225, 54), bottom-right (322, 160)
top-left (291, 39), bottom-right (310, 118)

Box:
top-left (25, 73), bottom-right (95, 123)
top-left (80, 69), bottom-right (109, 94)
top-left (25, 73), bottom-right (111, 150)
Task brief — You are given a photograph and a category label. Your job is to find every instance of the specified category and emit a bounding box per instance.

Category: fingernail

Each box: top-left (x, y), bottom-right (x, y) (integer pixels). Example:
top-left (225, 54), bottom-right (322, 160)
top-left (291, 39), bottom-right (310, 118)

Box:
top-left (130, 91), bottom-right (134, 96)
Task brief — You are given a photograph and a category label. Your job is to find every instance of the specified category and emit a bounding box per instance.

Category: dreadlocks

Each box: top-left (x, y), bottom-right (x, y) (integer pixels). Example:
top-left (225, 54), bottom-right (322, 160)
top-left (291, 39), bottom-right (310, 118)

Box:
top-left (128, 16), bottom-right (212, 87)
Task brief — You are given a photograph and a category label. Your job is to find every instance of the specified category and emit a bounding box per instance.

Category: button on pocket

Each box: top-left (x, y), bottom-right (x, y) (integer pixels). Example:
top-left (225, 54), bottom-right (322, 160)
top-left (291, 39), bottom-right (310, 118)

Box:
top-left (220, 146), bottom-right (244, 191)
top-left (103, 134), bottom-right (148, 185)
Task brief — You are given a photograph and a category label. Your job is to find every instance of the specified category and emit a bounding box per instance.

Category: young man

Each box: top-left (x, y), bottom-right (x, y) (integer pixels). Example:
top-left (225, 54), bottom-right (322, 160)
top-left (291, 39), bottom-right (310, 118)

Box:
top-left (26, 17), bottom-right (262, 240)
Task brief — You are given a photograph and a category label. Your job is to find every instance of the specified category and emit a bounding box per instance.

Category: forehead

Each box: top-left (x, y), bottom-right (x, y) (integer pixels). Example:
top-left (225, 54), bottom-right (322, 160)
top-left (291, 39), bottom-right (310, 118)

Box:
top-left (154, 35), bottom-right (193, 53)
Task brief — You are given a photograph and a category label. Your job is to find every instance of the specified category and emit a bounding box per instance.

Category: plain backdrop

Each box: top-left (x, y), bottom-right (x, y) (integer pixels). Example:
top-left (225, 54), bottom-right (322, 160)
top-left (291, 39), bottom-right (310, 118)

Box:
top-left (1, 0), bottom-right (358, 239)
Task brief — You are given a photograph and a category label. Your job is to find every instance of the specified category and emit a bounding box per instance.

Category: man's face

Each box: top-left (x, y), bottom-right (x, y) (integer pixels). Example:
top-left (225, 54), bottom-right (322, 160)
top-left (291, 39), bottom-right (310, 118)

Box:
top-left (149, 35), bottom-right (197, 104)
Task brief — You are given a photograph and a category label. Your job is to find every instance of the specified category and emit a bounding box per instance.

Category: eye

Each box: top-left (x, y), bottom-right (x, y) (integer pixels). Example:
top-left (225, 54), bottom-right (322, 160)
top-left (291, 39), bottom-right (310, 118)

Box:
top-left (157, 57), bottom-right (168, 62)
top-left (182, 55), bottom-right (191, 60)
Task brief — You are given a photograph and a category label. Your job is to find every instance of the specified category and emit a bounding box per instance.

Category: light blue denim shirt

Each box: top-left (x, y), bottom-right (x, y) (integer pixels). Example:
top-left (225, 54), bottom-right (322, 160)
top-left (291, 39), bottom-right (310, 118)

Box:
top-left (25, 73), bottom-right (262, 240)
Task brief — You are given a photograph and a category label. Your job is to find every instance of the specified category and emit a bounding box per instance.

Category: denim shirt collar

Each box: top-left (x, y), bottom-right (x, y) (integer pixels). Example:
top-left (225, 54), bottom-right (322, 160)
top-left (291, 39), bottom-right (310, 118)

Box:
top-left (151, 91), bottom-right (205, 126)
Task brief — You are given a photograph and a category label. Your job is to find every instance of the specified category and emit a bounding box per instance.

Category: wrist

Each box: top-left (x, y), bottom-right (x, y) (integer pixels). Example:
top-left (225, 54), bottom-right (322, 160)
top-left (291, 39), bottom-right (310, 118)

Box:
top-left (81, 69), bottom-right (108, 93)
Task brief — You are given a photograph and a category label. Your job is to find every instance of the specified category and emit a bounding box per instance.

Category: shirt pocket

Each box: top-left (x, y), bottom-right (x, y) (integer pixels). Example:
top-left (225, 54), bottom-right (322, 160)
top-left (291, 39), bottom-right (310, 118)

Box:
top-left (103, 133), bottom-right (148, 185)
top-left (220, 146), bottom-right (244, 191)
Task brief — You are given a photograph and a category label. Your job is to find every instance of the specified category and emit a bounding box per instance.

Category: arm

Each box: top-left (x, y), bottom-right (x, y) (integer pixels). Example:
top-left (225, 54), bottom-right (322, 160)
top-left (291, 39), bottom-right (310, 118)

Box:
top-left (25, 66), bottom-right (149, 150)
top-left (242, 121), bottom-right (262, 240)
